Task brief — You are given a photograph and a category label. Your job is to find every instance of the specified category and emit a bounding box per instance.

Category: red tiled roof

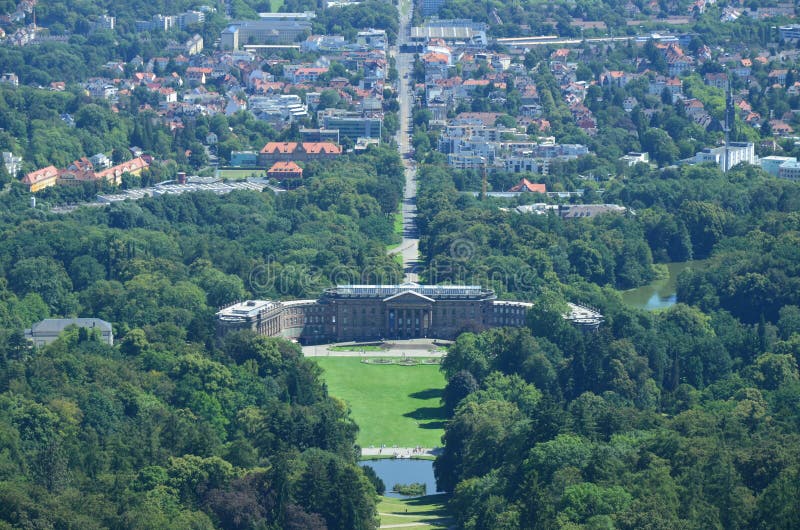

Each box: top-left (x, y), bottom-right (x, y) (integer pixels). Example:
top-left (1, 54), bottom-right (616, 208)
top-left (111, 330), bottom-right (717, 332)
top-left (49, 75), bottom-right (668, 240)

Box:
top-left (301, 142), bottom-right (341, 154)
top-left (268, 161), bottom-right (303, 173)
top-left (294, 67), bottom-right (328, 75)
top-left (508, 178), bottom-right (546, 194)
top-left (260, 142), bottom-right (342, 155)
top-left (94, 157), bottom-right (149, 180)
top-left (422, 52), bottom-right (449, 64)
top-left (22, 165), bottom-right (58, 185)
top-left (261, 142), bottom-right (298, 154)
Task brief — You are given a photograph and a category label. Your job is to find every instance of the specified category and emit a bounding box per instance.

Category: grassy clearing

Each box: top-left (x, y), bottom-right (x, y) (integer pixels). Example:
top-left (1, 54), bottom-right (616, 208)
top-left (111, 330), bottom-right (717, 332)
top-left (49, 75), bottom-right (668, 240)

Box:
top-left (270, 0), bottom-right (284, 12)
top-left (385, 201), bottom-right (403, 251)
top-left (378, 494), bottom-right (450, 529)
top-left (313, 357), bottom-right (447, 448)
top-left (217, 169), bottom-right (265, 180)
top-left (394, 210), bottom-right (403, 236)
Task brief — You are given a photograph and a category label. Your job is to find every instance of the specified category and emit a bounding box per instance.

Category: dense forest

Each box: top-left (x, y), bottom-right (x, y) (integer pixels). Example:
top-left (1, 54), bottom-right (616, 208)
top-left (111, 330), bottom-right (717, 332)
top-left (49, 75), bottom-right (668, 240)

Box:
top-left (2, 0), bottom-right (800, 526)
top-left (0, 143), bottom-right (403, 528)
top-left (418, 155), bottom-right (800, 528)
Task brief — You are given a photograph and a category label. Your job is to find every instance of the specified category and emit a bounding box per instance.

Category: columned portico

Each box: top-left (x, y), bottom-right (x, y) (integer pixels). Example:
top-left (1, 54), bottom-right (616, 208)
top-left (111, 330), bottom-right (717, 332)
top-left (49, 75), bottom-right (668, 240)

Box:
top-left (218, 284), bottom-right (604, 343)
top-left (384, 290), bottom-right (434, 338)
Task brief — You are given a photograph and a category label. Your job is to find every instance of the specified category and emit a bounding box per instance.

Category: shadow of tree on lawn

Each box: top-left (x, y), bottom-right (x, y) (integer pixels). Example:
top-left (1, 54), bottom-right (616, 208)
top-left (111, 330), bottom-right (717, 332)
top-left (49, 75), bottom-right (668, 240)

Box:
top-left (409, 388), bottom-right (443, 400)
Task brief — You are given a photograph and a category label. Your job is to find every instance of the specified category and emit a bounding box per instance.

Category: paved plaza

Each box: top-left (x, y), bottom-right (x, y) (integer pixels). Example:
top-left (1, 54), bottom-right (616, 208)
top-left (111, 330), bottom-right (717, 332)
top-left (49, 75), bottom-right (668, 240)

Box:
top-left (301, 338), bottom-right (450, 357)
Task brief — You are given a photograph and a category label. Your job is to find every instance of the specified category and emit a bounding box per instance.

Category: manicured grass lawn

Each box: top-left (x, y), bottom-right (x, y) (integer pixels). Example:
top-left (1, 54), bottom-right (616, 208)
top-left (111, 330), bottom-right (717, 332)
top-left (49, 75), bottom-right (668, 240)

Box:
top-left (270, 0), bottom-right (284, 11)
top-left (217, 169), bottom-right (265, 180)
top-left (313, 357), bottom-right (447, 448)
top-left (378, 494), bottom-right (451, 529)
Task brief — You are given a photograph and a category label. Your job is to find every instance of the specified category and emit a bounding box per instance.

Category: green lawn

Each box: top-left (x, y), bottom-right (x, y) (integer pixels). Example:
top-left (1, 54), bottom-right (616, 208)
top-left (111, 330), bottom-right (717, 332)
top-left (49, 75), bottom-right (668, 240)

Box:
top-left (313, 357), bottom-right (446, 448)
top-left (393, 210), bottom-right (403, 236)
top-left (217, 168), bottom-right (265, 180)
top-left (378, 494), bottom-right (451, 529)
top-left (385, 206), bottom-right (404, 252)
top-left (270, 0), bottom-right (284, 11)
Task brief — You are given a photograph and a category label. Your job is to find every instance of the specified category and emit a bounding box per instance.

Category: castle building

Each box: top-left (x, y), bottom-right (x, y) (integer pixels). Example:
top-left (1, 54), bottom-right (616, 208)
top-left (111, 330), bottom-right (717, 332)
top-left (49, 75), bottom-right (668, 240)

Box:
top-left (216, 283), bottom-right (603, 343)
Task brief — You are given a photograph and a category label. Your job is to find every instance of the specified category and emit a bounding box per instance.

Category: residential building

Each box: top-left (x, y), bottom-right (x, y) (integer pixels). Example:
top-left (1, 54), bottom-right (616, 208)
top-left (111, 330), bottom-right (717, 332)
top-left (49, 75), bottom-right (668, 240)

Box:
top-left (769, 119), bottom-right (794, 136)
top-left (90, 153), bottom-right (111, 169)
top-left (25, 318), bottom-right (113, 347)
top-left (508, 178), bottom-right (546, 193)
top-left (760, 155), bottom-right (796, 176)
top-left (92, 15), bottom-right (115, 31)
top-left (291, 67), bottom-right (328, 84)
top-left (0, 73), bottom-right (19, 87)
top-left (57, 157), bottom-right (95, 186)
top-left (601, 70), bottom-right (636, 88)
top-left (768, 69), bottom-right (788, 86)
top-left (185, 34), bottom-right (203, 55)
top-left (620, 152), bottom-right (650, 166)
top-left (249, 94), bottom-right (308, 125)
top-left (777, 160), bottom-right (800, 180)
top-left (94, 157), bottom-right (149, 186)
top-left (689, 142), bottom-right (755, 171)
top-left (502, 155), bottom-right (543, 174)
top-left (779, 24), bottom-right (800, 42)
top-left (186, 67), bottom-right (212, 85)
top-left (22, 166), bottom-right (59, 192)
top-left (357, 29), bottom-right (388, 51)
top-left (319, 109), bottom-right (383, 140)
top-left (2, 151), bottom-right (22, 177)
top-left (179, 11), bottom-right (205, 29)
top-left (704, 72), bottom-right (728, 89)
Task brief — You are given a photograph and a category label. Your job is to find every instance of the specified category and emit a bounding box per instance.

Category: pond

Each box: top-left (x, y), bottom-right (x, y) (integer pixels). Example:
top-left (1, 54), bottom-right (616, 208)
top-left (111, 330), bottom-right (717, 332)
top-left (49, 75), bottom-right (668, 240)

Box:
top-left (621, 261), bottom-right (705, 311)
top-left (359, 458), bottom-right (442, 498)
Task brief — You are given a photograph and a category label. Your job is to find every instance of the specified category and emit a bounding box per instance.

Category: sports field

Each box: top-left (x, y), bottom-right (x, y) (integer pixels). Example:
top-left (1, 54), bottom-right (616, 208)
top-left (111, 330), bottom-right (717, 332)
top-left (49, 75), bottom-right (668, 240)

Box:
top-left (313, 357), bottom-right (447, 448)
top-left (216, 169), bottom-right (265, 180)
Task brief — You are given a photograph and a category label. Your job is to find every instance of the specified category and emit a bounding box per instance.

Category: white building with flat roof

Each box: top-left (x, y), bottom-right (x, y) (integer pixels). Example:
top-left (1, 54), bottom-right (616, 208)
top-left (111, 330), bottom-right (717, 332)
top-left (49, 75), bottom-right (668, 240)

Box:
top-left (777, 160), bottom-right (800, 181)
top-left (760, 155), bottom-right (796, 177)
top-left (779, 24), bottom-right (800, 42)
top-left (222, 19), bottom-right (313, 50)
top-left (690, 142), bottom-right (755, 172)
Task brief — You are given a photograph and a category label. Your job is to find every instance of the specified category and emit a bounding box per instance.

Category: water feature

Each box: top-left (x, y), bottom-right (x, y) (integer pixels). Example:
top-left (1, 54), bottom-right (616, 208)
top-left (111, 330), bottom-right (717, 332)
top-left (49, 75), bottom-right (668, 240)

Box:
top-left (359, 458), bottom-right (442, 498)
top-left (621, 261), bottom-right (706, 310)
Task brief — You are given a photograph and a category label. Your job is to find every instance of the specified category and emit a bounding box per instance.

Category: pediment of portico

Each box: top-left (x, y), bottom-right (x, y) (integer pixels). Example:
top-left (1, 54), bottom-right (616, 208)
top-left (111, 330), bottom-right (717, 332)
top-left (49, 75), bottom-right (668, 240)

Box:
top-left (383, 290), bottom-right (435, 305)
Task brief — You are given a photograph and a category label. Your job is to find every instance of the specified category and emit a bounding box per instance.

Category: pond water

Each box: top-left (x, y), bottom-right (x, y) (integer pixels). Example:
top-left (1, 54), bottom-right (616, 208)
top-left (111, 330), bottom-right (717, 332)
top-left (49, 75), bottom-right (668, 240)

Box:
top-left (359, 458), bottom-right (442, 498)
top-left (621, 261), bottom-right (705, 311)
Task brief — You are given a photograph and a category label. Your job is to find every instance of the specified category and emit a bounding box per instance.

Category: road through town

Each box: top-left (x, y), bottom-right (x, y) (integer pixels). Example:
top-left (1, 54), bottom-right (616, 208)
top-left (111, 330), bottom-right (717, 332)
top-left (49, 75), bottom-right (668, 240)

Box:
top-left (389, 0), bottom-right (420, 283)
